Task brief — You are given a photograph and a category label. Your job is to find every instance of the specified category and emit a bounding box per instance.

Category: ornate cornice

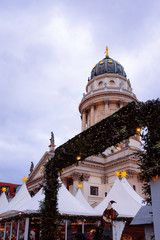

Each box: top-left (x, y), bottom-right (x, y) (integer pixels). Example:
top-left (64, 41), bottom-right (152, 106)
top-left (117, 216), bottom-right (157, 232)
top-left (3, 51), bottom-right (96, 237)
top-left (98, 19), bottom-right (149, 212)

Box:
top-left (62, 171), bottom-right (91, 182)
top-left (79, 91), bottom-right (137, 113)
top-left (62, 154), bottom-right (138, 171)
top-left (61, 152), bottom-right (140, 175)
top-left (27, 176), bottom-right (43, 188)
top-left (71, 172), bottom-right (83, 180)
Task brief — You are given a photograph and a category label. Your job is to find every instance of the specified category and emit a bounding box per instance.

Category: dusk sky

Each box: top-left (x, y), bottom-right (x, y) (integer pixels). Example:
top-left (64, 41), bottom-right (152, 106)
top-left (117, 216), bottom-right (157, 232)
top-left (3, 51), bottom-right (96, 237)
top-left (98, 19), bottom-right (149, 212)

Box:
top-left (0, 0), bottom-right (160, 184)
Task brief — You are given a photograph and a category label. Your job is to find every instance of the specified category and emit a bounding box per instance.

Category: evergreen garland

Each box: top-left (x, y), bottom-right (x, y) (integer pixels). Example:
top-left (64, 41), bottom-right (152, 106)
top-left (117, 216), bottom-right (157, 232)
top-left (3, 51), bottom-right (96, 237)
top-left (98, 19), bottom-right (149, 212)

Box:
top-left (40, 99), bottom-right (160, 240)
top-left (0, 213), bottom-right (40, 223)
top-left (137, 99), bottom-right (160, 204)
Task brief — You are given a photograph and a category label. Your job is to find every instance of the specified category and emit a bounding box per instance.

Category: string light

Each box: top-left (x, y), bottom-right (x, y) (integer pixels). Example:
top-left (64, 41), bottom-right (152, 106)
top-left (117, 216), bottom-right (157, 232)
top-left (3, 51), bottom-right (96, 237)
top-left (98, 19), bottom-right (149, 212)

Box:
top-left (136, 127), bottom-right (141, 135)
top-left (152, 175), bottom-right (159, 181)
top-left (76, 155), bottom-right (81, 161)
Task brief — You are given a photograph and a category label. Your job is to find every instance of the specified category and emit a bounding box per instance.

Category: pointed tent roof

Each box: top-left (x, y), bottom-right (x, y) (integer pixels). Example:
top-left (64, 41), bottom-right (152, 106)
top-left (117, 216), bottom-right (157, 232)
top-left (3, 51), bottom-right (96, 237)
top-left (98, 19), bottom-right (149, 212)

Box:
top-left (58, 183), bottom-right (100, 216)
top-left (95, 177), bottom-right (143, 217)
top-left (0, 182), bottom-right (31, 216)
top-left (75, 188), bottom-right (99, 214)
top-left (19, 187), bottom-right (44, 213)
top-left (18, 182), bottom-right (100, 216)
top-left (0, 192), bottom-right (8, 211)
top-left (75, 188), bottom-right (91, 207)
top-left (121, 177), bottom-right (144, 205)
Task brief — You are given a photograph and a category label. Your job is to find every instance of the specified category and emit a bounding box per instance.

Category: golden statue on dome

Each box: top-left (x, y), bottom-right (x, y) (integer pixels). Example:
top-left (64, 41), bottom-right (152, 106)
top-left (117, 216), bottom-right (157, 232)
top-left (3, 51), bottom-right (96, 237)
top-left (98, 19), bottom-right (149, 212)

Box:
top-left (105, 46), bottom-right (109, 57)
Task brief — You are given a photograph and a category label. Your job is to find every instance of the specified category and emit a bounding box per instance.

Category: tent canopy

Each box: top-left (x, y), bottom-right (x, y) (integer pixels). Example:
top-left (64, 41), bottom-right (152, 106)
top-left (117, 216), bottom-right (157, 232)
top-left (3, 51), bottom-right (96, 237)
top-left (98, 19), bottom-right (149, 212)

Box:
top-left (2, 181), bottom-right (100, 217)
top-left (121, 177), bottom-right (144, 205)
top-left (95, 177), bottom-right (144, 218)
top-left (0, 182), bottom-right (31, 216)
top-left (0, 192), bottom-right (8, 212)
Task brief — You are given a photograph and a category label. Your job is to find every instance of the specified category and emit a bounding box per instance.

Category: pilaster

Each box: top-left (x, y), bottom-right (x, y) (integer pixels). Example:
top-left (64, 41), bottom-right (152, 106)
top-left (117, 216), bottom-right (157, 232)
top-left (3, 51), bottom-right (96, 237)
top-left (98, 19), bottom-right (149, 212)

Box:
top-left (90, 104), bottom-right (95, 126)
top-left (104, 99), bottom-right (110, 117)
top-left (82, 110), bottom-right (86, 131)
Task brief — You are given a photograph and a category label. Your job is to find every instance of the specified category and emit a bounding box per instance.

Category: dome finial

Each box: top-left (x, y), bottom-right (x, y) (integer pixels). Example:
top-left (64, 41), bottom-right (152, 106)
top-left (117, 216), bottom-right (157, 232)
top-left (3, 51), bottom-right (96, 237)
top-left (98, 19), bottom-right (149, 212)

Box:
top-left (105, 46), bottom-right (109, 57)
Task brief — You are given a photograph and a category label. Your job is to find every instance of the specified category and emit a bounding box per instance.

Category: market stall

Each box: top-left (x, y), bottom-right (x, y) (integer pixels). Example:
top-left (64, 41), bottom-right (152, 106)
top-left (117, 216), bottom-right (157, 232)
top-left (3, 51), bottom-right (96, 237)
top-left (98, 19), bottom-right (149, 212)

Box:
top-left (0, 181), bottom-right (100, 240)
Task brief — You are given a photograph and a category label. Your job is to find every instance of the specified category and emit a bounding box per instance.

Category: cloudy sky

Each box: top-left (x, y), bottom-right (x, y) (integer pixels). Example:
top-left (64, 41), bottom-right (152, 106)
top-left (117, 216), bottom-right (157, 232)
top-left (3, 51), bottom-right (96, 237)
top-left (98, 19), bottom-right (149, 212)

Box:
top-left (0, 0), bottom-right (160, 184)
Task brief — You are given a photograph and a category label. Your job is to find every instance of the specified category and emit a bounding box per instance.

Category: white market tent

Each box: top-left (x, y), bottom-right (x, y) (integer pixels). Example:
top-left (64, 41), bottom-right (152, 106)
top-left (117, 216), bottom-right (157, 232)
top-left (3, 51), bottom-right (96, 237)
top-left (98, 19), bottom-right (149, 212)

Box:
top-left (1, 181), bottom-right (100, 216)
top-left (58, 183), bottom-right (100, 216)
top-left (0, 177), bottom-right (144, 218)
top-left (95, 177), bottom-right (144, 218)
top-left (0, 192), bottom-right (8, 212)
top-left (73, 187), bottom-right (100, 215)
top-left (0, 182), bottom-right (31, 216)
top-left (18, 187), bottom-right (44, 213)
top-left (121, 177), bottom-right (144, 205)
top-left (74, 188), bottom-right (97, 214)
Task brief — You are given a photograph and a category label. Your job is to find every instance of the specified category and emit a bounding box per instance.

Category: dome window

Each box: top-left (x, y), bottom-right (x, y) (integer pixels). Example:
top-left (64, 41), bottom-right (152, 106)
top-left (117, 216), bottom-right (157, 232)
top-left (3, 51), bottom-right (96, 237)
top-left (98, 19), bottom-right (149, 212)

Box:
top-left (108, 60), bottom-right (113, 63)
top-left (100, 61), bottom-right (104, 64)
top-left (109, 80), bottom-right (115, 85)
top-left (98, 81), bottom-right (103, 86)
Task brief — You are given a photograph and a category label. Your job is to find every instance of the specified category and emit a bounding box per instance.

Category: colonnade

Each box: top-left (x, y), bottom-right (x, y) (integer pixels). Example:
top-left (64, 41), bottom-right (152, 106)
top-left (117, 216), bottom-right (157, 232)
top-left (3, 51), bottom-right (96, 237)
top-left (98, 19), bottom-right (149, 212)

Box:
top-left (81, 100), bottom-right (125, 131)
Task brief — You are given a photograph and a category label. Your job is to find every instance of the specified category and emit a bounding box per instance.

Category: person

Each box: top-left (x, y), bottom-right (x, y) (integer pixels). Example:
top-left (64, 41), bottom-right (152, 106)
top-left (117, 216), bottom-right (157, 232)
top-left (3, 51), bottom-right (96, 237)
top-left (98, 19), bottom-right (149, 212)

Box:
top-left (100, 201), bottom-right (117, 240)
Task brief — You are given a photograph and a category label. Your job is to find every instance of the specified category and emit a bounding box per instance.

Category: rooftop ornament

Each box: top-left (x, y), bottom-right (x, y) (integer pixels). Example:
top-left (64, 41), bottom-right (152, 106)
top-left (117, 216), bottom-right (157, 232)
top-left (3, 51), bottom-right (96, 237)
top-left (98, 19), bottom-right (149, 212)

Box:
top-left (114, 171), bottom-right (120, 177)
top-left (22, 176), bottom-right (28, 182)
top-left (1, 187), bottom-right (7, 192)
top-left (105, 46), bottom-right (109, 57)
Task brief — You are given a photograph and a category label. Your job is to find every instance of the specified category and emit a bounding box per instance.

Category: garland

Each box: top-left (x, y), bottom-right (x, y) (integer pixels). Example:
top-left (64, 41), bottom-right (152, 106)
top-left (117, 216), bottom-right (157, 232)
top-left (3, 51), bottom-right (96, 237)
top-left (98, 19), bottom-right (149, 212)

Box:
top-left (40, 99), bottom-right (160, 240)
top-left (0, 212), bottom-right (40, 223)
top-left (58, 214), bottom-right (101, 222)
top-left (112, 216), bottom-right (133, 224)
top-left (137, 99), bottom-right (160, 204)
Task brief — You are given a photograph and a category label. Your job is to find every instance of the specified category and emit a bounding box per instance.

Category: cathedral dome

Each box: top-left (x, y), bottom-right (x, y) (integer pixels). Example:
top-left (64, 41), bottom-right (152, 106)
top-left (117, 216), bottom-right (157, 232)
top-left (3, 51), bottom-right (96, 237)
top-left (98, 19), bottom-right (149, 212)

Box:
top-left (90, 47), bottom-right (127, 80)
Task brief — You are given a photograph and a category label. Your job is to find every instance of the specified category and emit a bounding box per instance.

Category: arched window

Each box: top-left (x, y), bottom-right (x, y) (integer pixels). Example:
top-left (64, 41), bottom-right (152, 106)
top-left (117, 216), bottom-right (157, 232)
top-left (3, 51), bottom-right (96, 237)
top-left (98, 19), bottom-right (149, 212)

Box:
top-left (98, 81), bottom-right (103, 87)
top-left (109, 80), bottom-right (115, 85)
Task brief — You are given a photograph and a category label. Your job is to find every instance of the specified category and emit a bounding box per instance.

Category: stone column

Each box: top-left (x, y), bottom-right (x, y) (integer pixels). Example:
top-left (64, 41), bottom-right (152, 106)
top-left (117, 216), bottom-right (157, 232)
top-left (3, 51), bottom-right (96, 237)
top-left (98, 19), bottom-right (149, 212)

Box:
top-left (90, 104), bottom-right (95, 126)
top-left (104, 99), bottom-right (109, 117)
top-left (119, 100), bottom-right (124, 109)
top-left (82, 110), bottom-right (86, 131)
top-left (24, 218), bottom-right (30, 240)
top-left (81, 174), bottom-right (90, 200)
top-left (71, 172), bottom-right (82, 195)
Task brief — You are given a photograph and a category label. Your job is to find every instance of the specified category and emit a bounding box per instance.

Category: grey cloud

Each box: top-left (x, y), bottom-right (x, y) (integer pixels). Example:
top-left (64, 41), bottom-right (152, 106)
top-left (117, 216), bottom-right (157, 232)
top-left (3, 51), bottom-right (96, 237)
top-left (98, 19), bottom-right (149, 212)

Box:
top-left (0, 0), bottom-right (160, 183)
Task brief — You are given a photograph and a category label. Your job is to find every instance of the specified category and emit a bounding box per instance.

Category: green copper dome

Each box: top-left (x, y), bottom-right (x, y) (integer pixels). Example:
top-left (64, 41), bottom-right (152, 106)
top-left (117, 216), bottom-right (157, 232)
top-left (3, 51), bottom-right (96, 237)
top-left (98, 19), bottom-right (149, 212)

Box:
top-left (90, 47), bottom-right (127, 80)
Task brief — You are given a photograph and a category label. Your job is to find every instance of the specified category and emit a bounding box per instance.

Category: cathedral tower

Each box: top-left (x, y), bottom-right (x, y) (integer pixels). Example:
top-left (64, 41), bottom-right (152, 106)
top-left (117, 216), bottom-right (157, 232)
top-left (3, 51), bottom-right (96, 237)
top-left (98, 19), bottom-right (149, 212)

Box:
top-left (79, 46), bottom-right (137, 130)
top-left (61, 47), bottom-right (143, 206)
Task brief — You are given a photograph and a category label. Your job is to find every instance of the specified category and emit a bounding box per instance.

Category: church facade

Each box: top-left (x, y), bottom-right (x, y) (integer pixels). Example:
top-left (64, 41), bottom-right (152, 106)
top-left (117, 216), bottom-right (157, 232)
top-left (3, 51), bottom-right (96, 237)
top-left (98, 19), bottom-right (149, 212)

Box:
top-left (60, 47), bottom-right (143, 206)
top-left (27, 47), bottom-right (143, 206)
